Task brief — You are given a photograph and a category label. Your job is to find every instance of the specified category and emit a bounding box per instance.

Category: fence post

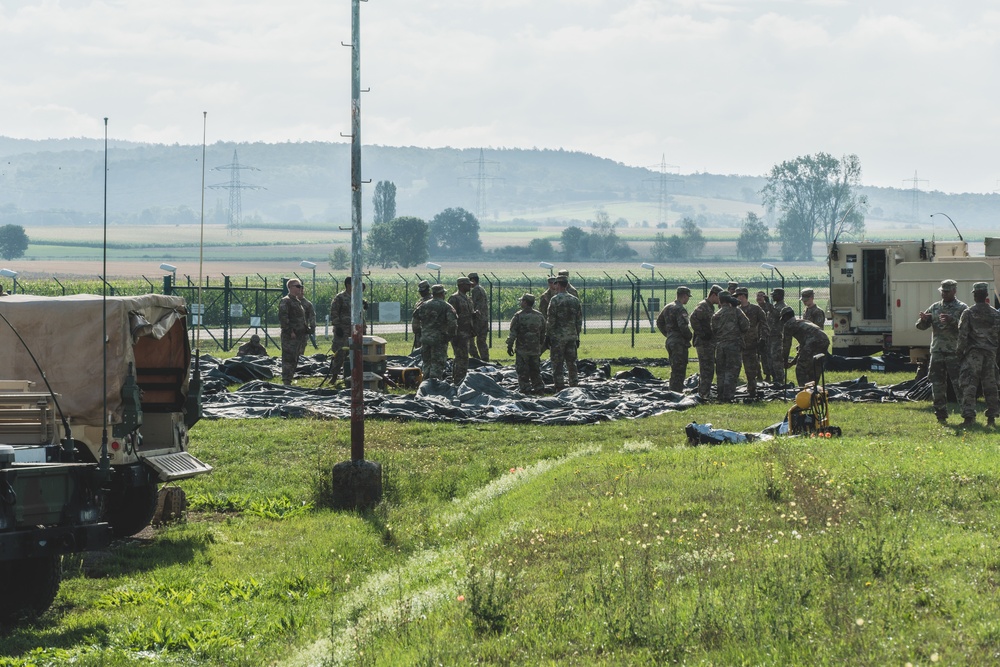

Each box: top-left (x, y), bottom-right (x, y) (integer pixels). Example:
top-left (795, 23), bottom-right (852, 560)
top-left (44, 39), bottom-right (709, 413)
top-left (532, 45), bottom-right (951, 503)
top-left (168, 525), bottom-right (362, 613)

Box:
top-left (602, 272), bottom-right (615, 335)
top-left (489, 273), bottom-right (502, 339)
top-left (577, 275), bottom-right (587, 334)
top-left (223, 274), bottom-right (232, 351)
top-left (396, 273), bottom-right (410, 341)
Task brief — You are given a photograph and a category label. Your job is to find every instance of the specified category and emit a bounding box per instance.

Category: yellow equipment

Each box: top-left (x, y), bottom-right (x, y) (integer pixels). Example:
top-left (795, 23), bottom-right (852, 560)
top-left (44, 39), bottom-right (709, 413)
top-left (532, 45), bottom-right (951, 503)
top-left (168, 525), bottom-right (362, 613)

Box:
top-left (785, 353), bottom-right (842, 437)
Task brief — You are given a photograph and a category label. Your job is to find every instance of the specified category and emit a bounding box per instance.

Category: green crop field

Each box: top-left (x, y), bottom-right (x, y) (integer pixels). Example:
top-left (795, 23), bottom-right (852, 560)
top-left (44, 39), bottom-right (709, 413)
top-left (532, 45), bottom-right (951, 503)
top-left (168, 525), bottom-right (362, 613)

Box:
top-left (1, 342), bottom-right (998, 665)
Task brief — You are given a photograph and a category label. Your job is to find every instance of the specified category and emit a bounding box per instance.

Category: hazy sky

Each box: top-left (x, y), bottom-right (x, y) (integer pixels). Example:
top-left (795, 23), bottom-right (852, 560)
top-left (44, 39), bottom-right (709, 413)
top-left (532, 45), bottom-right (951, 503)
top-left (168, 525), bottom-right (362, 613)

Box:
top-left (2, 1), bottom-right (998, 194)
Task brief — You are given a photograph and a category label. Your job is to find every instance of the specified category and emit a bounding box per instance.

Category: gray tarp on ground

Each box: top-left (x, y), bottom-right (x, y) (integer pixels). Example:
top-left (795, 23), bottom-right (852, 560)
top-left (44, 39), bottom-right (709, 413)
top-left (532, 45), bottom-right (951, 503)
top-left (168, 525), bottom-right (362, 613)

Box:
top-left (194, 353), bottom-right (918, 425)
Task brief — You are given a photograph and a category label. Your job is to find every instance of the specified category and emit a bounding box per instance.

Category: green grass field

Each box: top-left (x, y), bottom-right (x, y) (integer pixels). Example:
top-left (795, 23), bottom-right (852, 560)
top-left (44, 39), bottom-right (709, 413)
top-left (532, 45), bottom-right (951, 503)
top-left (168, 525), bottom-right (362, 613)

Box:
top-left (2, 356), bottom-right (999, 666)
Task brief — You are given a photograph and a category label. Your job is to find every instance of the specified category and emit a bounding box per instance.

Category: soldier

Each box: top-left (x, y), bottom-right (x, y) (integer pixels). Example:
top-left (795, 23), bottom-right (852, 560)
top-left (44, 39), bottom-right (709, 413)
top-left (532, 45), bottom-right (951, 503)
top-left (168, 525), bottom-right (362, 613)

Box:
top-left (411, 280), bottom-right (432, 352)
top-left (237, 334), bottom-right (268, 357)
top-left (656, 286), bottom-right (693, 392)
top-left (712, 293), bottom-right (750, 402)
top-left (329, 277), bottom-right (366, 379)
top-left (690, 284), bottom-right (722, 401)
top-left (411, 284), bottom-right (457, 381)
top-left (780, 307), bottom-right (830, 387)
top-left (736, 287), bottom-right (769, 399)
top-left (766, 287), bottom-right (788, 386)
top-left (955, 282), bottom-right (1000, 428)
top-left (801, 289), bottom-right (825, 328)
top-left (506, 293), bottom-right (546, 394)
top-left (448, 277), bottom-right (476, 385)
top-left (557, 269), bottom-right (579, 297)
top-left (468, 272), bottom-right (490, 361)
top-left (538, 276), bottom-right (557, 325)
top-left (916, 278), bottom-right (968, 422)
top-left (756, 290), bottom-right (774, 382)
top-left (727, 281), bottom-right (739, 297)
top-left (278, 278), bottom-right (316, 385)
top-left (546, 275), bottom-right (583, 390)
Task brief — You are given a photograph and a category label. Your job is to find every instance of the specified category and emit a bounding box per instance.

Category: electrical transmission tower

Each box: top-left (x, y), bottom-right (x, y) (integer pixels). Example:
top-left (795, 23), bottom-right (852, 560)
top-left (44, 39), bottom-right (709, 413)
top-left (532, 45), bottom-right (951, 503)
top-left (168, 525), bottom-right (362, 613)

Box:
top-left (644, 154), bottom-right (682, 226)
top-left (208, 150), bottom-right (264, 236)
top-left (461, 148), bottom-right (503, 222)
top-left (902, 171), bottom-right (928, 224)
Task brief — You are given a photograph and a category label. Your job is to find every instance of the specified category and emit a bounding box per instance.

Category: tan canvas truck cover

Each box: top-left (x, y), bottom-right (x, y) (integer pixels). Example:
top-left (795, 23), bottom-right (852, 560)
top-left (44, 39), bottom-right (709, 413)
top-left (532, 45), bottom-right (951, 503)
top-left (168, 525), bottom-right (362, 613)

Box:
top-left (0, 294), bottom-right (189, 428)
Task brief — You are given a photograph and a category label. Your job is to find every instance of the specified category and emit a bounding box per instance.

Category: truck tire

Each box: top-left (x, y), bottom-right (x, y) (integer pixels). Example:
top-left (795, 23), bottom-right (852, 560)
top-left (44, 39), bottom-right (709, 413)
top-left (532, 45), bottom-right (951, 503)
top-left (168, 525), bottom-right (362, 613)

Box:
top-left (106, 481), bottom-right (159, 538)
top-left (0, 555), bottom-right (61, 622)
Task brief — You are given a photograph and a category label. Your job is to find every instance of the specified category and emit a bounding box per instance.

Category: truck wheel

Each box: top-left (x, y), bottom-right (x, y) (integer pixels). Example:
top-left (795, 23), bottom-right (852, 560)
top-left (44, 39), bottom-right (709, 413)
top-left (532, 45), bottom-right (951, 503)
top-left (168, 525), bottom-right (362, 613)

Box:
top-left (0, 555), bottom-right (61, 622)
top-left (106, 481), bottom-right (159, 538)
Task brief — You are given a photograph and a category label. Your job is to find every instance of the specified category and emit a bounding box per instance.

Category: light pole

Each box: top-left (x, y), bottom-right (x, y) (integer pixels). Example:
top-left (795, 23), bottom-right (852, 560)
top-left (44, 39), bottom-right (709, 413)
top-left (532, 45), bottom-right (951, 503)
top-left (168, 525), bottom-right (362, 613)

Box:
top-left (0, 268), bottom-right (18, 295)
top-left (761, 263), bottom-right (784, 289)
top-left (641, 262), bottom-right (656, 301)
top-left (159, 263), bottom-right (177, 293)
top-left (299, 260), bottom-right (317, 303)
top-left (539, 261), bottom-right (554, 276)
top-left (426, 262), bottom-right (442, 284)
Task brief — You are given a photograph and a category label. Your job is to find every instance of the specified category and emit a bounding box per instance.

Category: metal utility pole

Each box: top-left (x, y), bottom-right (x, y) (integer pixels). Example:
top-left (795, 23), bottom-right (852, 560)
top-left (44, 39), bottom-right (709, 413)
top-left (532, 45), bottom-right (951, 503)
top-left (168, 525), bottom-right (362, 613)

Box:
top-left (902, 171), bottom-right (928, 224)
top-left (644, 154), bottom-right (682, 227)
top-left (209, 150), bottom-right (264, 236)
top-left (331, 0), bottom-right (381, 511)
top-left (461, 148), bottom-right (503, 222)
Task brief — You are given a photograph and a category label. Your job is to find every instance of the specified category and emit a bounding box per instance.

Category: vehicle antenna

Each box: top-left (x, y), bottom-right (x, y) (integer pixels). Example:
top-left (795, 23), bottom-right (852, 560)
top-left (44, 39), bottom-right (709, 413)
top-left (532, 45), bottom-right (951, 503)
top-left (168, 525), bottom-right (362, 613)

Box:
top-left (930, 212), bottom-right (963, 241)
top-left (99, 117), bottom-right (110, 471)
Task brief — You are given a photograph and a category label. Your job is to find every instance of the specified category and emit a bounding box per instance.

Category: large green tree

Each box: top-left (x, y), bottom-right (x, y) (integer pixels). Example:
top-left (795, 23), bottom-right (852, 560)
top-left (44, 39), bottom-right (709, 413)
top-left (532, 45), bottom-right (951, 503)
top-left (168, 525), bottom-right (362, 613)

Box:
top-left (365, 216), bottom-right (429, 268)
top-left (560, 226), bottom-right (588, 261)
top-left (372, 181), bottom-right (397, 225)
top-left (736, 211), bottom-right (771, 261)
top-left (760, 152), bottom-right (866, 261)
top-left (428, 207), bottom-right (482, 256)
top-left (0, 224), bottom-right (28, 260)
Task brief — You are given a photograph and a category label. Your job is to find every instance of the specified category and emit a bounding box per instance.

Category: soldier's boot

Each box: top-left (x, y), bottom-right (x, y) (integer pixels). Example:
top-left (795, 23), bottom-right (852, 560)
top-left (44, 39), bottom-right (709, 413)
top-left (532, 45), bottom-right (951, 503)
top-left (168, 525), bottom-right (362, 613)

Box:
top-left (962, 416), bottom-right (976, 428)
top-left (989, 416), bottom-right (996, 428)
top-left (935, 408), bottom-right (948, 423)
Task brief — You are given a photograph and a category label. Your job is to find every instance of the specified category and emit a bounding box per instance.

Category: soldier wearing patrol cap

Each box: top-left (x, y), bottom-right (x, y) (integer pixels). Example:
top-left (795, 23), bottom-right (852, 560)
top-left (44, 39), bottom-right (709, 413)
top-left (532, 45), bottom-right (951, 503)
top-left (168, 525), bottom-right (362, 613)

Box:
top-left (539, 276), bottom-right (557, 325)
top-left (557, 269), bottom-right (579, 297)
top-left (801, 288), bottom-right (825, 328)
top-left (690, 284), bottom-right (723, 400)
top-left (411, 280), bottom-right (432, 352)
top-left (780, 306), bottom-right (830, 387)
top-left (712, 292), bottom-right (750, 402)
top-left (411, 284), bottom-right (457, 380)
top-left (546, 275), bottom-right (583, 389)
top-left (506, 293), bottom-right (546, 393)
top-left (467, 272), bottom-right (490, 361)
top-left (766, 287), bottom-right (788, 386)
top-left (736, 287), bottom-right (769, 399)
top-left (656, 286), bottom-right (693, 392)
top-left (448, 277), bottom-right (476, 385)
top-left (727, 281), bottom-right (739, 296)
top-left (955, 282), bottom-right (1000, 428)
top-left (917, 278), bottom-right (968, 422)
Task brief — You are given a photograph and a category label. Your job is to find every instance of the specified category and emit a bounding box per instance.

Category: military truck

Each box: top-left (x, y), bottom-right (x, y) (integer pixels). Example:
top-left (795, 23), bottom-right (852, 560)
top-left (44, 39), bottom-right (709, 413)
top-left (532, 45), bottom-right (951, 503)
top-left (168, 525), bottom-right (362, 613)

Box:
top-left (826, 238), bottom-right (1000, 362)
top-left (0, 294), bottom-right (211, 539)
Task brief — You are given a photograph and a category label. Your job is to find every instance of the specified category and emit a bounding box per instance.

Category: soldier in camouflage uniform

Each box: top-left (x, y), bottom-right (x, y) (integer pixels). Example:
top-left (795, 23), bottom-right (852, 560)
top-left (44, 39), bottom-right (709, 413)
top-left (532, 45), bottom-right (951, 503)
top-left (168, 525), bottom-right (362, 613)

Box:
top-left (448, 277), bottom-right (476, 385)
top-left (468, 272), bottom-right (490, 361)
top-left (736, 287), bottom-right (769, 399)
top-left (329, 277), bottom-right (366, 379)
top-left (690, 284), bottom-right (722, 400)
top-left (766, 287), bottom-right (788, 386)
top-left (916, 278), bottom-right (967, 422)
top-left (956, 282), bottom-right (1000, 428)
top-left (278, 278), bottom-right (316, 385)
top-left (756, 290), bottom-right (774, 382)
top-left (506, 293), bottom-right (546, 393)
top-left (411, 285), bottom-right (457, 381)
top-left (780, 307), bottom-right (830, 387)
top-left (546, 275), bottom-right (583, 389)
top-left (801, 289), bottom-right (825, 328)
top-left (656, 286), bottom-right (692, 392)
top-left (712, 293), bottom-right (750, 402)
top-left (538, 276), bottom-right (556, 325)
top-left (411, 280), bottom-right (432, 352)
top-left (726, 281), bottom-right (739, 297)
top-left (557, 269), bottom-right (579, 297)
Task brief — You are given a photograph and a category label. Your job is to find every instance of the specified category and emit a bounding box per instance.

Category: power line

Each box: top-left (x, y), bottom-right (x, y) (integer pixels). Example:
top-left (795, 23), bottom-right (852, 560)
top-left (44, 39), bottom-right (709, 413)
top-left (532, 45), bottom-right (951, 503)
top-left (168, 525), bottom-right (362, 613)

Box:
top-left (460, 148), bottom-right (503, 222)
top-left (644, 154), bottom-right (682, 226)
top-left (902, 170), bottom-right (928, 224)
top-left (208, 149), bottom-right (264, 236)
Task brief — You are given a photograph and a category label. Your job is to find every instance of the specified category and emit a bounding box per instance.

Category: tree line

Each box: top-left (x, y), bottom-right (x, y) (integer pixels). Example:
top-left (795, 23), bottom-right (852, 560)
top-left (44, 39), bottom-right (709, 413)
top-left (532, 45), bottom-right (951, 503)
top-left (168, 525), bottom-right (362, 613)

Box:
top-left (351, 155), bottom-right (865, 268)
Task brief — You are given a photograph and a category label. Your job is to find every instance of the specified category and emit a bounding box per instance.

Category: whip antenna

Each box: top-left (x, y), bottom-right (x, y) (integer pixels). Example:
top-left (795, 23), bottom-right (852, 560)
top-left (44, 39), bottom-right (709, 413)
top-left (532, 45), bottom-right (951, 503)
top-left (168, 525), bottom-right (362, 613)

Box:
top-left (99, 117), bottom-right (110, 472)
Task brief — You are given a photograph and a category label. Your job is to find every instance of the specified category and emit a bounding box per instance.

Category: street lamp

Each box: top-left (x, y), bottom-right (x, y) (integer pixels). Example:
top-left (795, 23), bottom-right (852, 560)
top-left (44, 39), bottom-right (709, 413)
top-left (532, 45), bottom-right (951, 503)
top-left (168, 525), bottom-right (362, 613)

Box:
top-left (539, 261), bottom-right (554, 275)
top-left (426, 262), bottom-right (442, 283)
top-left (0, 268), bottom-right (18, 295)
top-left (761, 263), bottom-right (784, 289)
top-left (159, 263), bottom-right (177, 294)
top-left (640, 262), bottom-right (656, 301)
top-left (299, 260), bottom-right (317, 303)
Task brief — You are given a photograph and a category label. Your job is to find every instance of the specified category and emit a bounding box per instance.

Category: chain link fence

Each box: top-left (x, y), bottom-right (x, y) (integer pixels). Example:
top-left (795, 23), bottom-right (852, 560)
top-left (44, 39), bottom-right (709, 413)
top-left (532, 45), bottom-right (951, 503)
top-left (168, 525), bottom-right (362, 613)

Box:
top-left (8, 272), bottom-right (827, 354)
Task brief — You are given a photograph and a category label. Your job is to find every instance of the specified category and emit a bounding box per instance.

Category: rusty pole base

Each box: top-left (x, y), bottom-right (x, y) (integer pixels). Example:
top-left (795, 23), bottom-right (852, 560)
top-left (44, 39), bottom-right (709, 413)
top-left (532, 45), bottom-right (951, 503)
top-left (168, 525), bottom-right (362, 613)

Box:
top-left (330, 459), bottom-right (382, 511)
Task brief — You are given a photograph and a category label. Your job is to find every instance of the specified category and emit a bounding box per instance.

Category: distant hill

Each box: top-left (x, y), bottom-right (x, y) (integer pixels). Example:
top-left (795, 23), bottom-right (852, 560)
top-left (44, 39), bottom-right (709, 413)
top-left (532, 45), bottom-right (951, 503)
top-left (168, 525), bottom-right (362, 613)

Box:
top-left (0, 138), bottom-right (995, 232)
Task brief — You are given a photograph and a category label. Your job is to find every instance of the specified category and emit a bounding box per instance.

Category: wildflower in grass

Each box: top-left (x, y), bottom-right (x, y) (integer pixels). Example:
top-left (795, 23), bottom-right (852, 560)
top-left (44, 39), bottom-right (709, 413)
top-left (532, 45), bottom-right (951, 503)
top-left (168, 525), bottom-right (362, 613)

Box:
top-left (457, 595), bottom-right (465, 602)
top-left (855, 618), bottom-right (864, 627)
top-left (931, 653), bottom-right (939, 662)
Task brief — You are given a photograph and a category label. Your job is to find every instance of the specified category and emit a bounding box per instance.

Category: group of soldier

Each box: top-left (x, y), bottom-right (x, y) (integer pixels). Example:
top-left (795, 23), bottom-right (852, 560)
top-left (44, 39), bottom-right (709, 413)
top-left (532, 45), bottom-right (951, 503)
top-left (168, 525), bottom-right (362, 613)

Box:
top-left (410, 269), bottom-right (582, 392)
top-left (918, 279), bottom-right (1000, 427)
top-left (657, 281), bottom-right (830, 402)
